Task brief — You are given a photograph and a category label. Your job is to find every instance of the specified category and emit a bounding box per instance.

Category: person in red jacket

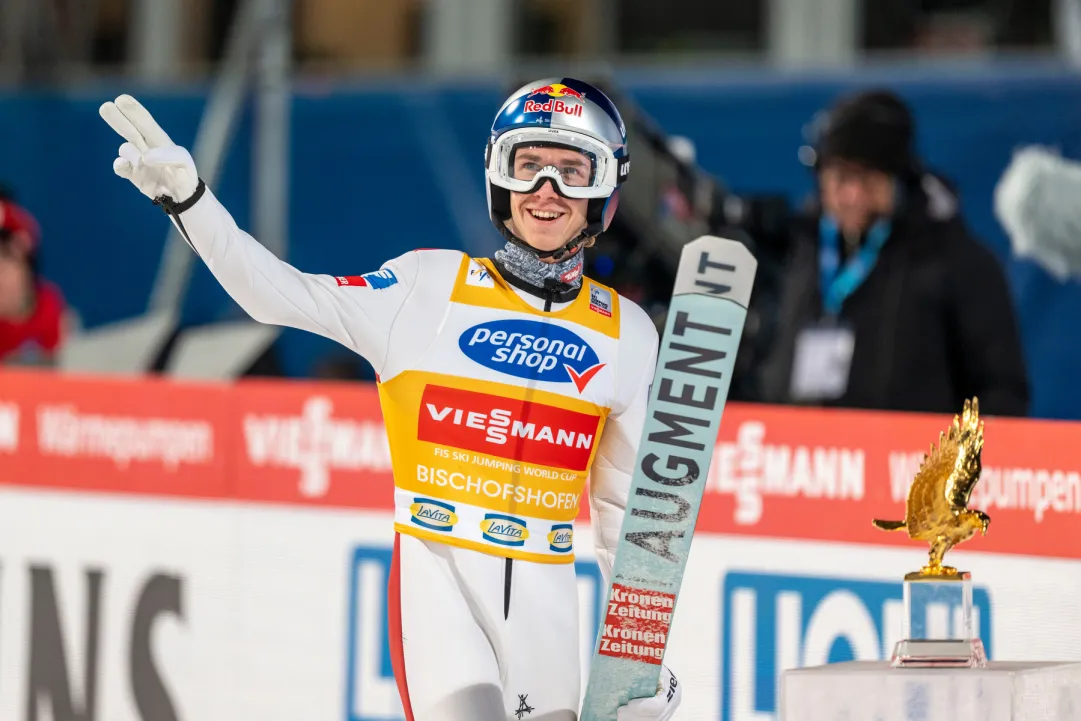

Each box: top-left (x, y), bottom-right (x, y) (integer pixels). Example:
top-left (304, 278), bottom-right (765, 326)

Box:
top-left (0, 196), bottom-right (66, 366)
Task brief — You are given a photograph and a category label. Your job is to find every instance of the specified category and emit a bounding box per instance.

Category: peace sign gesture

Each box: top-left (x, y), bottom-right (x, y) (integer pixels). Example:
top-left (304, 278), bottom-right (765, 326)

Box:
top-left (99, 95), bottom-right (199, 204)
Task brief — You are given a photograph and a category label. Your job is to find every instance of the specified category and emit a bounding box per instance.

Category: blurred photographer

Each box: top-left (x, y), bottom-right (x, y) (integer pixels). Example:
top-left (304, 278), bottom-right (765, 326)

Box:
top-left (758, 89), bottom-right (1029, 416)
top-left (0, 193), bottom-right (67, 366)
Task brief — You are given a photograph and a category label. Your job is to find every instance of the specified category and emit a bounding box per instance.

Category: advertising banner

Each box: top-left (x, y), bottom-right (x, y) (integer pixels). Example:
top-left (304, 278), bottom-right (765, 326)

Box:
top-left (2, 369), bottom-right (1079, 721)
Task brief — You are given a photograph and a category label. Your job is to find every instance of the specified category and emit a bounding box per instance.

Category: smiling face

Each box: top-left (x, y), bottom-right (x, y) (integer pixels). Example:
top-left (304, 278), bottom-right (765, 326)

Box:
top-left (506, 146), bottom-right (591, 259)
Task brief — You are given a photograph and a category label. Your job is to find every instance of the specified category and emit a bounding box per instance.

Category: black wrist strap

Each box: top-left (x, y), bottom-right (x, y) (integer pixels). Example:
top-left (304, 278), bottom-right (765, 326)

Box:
top-left (152, 179), bottom-right (206, 249)
top-left (153, 178), bottom-right (206, 216)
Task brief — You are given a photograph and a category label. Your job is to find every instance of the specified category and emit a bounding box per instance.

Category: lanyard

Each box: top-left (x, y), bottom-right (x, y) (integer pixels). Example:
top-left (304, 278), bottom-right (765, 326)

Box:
top-left (818, 216), bottom-right (891, 318)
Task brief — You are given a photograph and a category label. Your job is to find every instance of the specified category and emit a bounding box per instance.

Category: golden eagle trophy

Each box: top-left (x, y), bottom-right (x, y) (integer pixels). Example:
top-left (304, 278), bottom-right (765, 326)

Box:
top-left (872, 397), bottom-right (989, 668)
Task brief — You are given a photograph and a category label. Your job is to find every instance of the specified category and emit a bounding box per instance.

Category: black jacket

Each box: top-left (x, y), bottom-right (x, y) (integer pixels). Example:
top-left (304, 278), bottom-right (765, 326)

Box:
top-left (759, 174), bottom-right (1030, 417)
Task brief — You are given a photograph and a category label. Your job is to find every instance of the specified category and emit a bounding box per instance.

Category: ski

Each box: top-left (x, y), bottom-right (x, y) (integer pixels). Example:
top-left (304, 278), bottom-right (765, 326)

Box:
top-left (581, 235), bottom-right (757, 720)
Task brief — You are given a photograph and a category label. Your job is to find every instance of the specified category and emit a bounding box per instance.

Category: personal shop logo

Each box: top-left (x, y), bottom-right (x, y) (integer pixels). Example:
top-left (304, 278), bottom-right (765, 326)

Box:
top-left (458, 319), bottom-right (605, 392)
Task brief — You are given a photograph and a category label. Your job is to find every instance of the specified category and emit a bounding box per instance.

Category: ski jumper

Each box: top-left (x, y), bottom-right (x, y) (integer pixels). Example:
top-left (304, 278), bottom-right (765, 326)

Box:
top-left (173, 188), bottom-right (659, 720)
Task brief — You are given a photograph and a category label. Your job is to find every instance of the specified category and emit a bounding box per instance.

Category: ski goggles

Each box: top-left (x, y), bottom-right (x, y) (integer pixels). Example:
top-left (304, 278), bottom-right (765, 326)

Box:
top-left (486, 127), bottom-right (627, 200)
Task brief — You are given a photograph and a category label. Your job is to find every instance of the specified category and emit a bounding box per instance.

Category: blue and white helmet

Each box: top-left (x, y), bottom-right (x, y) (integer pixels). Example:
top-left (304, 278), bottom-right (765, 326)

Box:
top-left (485, 77), bottom-right (630, 260)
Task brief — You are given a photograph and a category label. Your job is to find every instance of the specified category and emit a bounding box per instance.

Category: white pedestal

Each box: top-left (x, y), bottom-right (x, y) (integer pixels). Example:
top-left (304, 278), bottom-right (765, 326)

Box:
top-left (780, 660), bottom-right (1081, 721)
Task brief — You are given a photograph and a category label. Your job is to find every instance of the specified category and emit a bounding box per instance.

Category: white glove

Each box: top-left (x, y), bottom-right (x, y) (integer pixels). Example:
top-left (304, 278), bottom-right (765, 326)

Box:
top-left (617, 665), bottom-right (681, 721)
top-left (99, 94), bottom-right (199, 204)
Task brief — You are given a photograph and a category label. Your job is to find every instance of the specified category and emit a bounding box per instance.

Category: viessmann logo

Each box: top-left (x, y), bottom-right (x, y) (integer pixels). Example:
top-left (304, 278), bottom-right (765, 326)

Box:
top-left (417, 384), bottom-right (600, 471)
top-left (244, 396), bottom-right (392, 498)
top-left (707, 420), bottom-right (865, 525)
top-left (459, 319), bottom-right (605, 392)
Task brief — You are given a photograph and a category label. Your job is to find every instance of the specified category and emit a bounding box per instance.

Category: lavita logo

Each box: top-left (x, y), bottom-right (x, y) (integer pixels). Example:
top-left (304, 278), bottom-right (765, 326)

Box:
top-left (480, 514), bottom-right (529, 547)
top-left (345, 545), bottom-right (607, 721)
top-left (548, 524), bottom-right (574, 553)
top-left (409, 498), bottom-right (457, 532)
top-left (720, 571), bottom-right (993, 721)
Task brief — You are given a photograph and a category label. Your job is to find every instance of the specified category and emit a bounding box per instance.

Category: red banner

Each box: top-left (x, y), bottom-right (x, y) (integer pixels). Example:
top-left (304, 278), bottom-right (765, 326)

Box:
top-left (699, 404), bottom-right (1081, 559)
top-left (2, 368), bottom-right (1079, 559)
top-left (0, 370), bottom-right (230, 499)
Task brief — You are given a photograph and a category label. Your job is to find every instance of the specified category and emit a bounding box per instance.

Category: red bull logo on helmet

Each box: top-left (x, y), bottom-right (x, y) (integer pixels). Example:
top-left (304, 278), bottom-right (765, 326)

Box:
top-left (528, 83), bottom-right (584, 100)
top-left (524, 82), bottom-right (585, 117)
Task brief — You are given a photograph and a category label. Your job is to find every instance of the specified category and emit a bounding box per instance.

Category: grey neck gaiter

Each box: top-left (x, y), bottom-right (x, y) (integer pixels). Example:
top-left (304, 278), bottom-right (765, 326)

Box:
top-left (494, 241), bottom-right (584, 290)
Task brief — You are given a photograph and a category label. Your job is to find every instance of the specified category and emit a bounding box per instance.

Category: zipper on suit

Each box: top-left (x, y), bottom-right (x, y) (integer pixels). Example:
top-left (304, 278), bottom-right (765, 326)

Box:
top-left (505, 285), bottom-right (557, 619)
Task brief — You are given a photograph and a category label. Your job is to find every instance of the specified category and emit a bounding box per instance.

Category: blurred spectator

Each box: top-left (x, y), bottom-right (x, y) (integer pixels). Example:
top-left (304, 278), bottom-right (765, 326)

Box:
top-left (758, 89), bottom-right (1029, 417)
top-left (0, 195), bottom-right (67, 366)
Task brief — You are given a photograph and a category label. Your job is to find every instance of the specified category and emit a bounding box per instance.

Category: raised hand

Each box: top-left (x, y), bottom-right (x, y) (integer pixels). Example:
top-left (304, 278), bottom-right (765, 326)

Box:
top-left (99, 94), bottom-right (199, 204)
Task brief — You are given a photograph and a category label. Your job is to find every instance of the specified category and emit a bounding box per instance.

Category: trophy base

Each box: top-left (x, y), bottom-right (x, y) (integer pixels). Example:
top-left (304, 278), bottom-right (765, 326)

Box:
top-left (781, 660), bottom-right (1081, 721)
top-left (890, 638), bottom-right (987, 668)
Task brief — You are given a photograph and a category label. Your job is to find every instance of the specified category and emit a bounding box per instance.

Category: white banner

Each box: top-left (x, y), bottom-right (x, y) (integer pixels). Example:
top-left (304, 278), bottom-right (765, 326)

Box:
top-left (2, 487), bottom-right (1080, 721)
